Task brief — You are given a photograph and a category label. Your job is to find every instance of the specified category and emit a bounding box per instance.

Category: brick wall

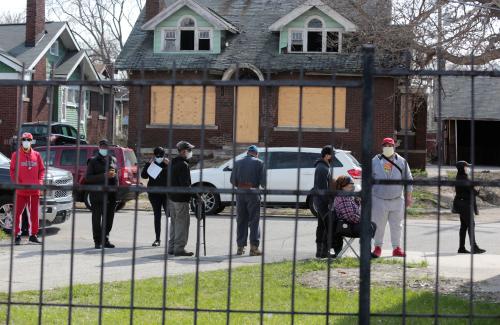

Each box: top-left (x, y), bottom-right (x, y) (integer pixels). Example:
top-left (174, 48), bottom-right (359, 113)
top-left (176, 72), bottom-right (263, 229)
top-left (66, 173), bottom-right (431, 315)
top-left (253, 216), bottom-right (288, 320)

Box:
top-left (25, 0), bottom-right (45, 47)
top-left (127, 71), bottom-right (397, 162)
top-left (27, 59), bottom-right (49, 122)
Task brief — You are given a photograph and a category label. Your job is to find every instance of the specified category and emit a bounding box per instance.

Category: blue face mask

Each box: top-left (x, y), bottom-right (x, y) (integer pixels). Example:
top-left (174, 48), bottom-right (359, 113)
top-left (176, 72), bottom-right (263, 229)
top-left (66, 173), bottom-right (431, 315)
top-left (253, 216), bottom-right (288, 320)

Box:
top-left (155, 157), bottom-right (164, 164)
top-left (99, 149), bottom-right (108, 156)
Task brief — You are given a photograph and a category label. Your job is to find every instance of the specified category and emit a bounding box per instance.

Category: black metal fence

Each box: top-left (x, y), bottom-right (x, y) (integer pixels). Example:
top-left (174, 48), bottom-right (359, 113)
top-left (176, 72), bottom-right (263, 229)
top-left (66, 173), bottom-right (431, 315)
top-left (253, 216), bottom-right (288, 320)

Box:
top-left (0, 45), bottom-right (499, 324)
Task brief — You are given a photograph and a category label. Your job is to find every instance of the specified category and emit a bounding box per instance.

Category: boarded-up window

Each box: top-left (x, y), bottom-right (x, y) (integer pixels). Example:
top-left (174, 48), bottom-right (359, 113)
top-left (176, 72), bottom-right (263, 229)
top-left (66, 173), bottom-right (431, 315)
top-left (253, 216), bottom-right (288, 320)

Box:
top-left (236, 87), bottom-right (260, 143)
top-left (277, 87), bottom-right (346, 129)
top-left (150, 86), bottom-right (216, 125)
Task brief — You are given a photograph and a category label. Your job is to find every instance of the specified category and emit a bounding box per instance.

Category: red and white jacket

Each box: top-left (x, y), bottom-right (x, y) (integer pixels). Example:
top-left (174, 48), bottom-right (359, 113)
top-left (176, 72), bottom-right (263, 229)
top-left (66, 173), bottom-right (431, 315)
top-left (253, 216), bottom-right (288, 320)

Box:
top-left (10, 148), bottom-right (45, 196)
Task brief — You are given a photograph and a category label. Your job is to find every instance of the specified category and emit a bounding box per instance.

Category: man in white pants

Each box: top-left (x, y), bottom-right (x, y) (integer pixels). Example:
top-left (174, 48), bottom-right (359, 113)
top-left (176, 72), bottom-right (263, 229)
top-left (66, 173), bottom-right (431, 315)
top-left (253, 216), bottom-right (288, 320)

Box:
top-left (371, 138), bottom-right (413, 258)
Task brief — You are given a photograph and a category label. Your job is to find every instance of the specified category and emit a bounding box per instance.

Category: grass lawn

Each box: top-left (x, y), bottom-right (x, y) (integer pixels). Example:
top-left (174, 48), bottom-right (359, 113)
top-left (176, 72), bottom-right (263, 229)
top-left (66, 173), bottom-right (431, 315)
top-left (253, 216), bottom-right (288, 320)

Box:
top-left (0, 259), bottom-right (498, 324)
top-left (0, 230), bottom-right (7, 241)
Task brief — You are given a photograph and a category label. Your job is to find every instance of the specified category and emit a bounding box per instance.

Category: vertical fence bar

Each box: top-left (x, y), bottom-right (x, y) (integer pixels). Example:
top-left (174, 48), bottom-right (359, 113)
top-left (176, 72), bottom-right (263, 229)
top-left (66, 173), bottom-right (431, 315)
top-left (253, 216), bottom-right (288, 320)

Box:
top-left (468, 53), bottom-right (476, 325)
top-left (359, 45), bottom-right (375, 325)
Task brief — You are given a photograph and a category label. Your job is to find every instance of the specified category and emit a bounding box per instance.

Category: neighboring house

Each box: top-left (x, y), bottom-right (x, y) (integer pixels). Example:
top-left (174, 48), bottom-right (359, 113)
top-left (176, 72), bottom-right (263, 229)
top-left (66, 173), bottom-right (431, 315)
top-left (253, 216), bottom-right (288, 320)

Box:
top-left (431, 76), bottom-right (500, 166)
top-left (0, 0), bottom-right (111, 154)
top-left (117, 0), bottom-right (424, 166)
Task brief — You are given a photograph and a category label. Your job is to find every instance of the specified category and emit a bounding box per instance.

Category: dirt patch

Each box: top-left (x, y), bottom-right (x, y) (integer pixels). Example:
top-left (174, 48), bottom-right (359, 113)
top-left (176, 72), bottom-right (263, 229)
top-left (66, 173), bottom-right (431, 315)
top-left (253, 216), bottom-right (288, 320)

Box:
top-left (299, 264), bottom-right (500, 303)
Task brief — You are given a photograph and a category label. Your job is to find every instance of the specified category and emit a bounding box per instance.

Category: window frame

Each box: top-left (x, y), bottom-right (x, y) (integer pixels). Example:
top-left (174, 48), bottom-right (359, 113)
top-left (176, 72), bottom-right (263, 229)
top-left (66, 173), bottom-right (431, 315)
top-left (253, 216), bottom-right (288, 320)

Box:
top-left (50, 40), bottom-right (59, 56)
top-left (159, 15), bottom-right (213, 52)
top-left (287, 16), bottom-right (343, 54)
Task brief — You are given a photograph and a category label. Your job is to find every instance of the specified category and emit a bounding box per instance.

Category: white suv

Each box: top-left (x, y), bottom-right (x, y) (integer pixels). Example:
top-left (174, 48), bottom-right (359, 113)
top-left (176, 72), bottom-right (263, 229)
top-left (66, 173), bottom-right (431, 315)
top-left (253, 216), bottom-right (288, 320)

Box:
top-left (191, 147), bottom-right (361, 215)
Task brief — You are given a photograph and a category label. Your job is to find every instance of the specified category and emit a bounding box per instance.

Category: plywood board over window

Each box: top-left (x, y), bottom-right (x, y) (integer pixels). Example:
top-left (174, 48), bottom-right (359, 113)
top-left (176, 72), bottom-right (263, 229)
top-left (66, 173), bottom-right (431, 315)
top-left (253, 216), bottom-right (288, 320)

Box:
top-left (277, 86), bottom-right (346, 129)
top-left (150, 86), bottom-right (216, 126)
top-left (236, 86), bottom-right (260, 143)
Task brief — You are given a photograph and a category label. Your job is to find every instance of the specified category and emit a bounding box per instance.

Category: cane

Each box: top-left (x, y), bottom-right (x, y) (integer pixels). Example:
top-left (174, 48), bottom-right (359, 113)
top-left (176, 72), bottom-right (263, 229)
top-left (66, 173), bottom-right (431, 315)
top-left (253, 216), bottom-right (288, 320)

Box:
top-left (195, 198), bottom-right (207, 257)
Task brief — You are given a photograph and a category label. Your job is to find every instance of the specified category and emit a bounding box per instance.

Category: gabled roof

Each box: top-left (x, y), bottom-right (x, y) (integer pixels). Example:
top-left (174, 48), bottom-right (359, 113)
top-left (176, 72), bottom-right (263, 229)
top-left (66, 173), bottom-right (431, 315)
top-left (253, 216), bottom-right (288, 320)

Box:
top-left (0, 22), bottom-right (80, 70)
top-left (53, 51), bottom-right (100, 81)
top-left (0, 50), bottom-right (23, 72)
top-left (117, 0), bottom-right (395, 73)
top-left (142, 0), bottom-right (240, 33)
top-left (269, 0), bottom-right (357, 32)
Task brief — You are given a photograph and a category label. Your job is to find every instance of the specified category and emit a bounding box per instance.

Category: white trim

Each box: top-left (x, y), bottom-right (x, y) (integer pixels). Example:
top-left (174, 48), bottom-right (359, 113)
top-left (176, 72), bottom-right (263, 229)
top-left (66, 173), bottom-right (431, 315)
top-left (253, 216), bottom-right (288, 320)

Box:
top-left (53, 52), bottom-right (100, 82)
top-left (305, 15), bottom-right (325, 28)
top-left (160, 24), bottom-right (213, 52)
top-left (268, 0), bottom-right (357, 32)
top-left (28, 23), bottom-right (81, 70)
top-left (142, 0), bottom-right (239, 33)
top-left (50, 40), bottom-right (59, 56)
top-left (0, 72), bottom-right (21, 79)
top-left (0, 54), bottom-right (23, 72)
top-left (287, 27), bottom-right (343, 53)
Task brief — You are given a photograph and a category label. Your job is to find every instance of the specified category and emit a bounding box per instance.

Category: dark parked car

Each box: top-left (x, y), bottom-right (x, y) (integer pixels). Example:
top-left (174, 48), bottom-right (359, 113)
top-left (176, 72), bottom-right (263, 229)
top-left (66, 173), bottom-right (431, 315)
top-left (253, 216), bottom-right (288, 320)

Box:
top-left (37, 145), bottom-right (139, 211)
top-left (11, 122), bottom-right (87, 151)
top-left (0, 151), bottom-right (73, 232)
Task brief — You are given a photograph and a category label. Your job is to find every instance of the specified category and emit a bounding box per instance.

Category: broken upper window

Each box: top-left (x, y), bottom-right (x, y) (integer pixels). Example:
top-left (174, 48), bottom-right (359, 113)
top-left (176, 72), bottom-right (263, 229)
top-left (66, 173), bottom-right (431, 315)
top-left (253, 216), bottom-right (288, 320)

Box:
top-left (288, 16), bottom-right (342, 53)
top-left (163, 30), bottom-right (176, 52)
top-left (162, 16), bottom-right (213, 52)
top-left (198, 30), bottom-right (211, 51)
top-left (180, 17), bottom-right (195, 27)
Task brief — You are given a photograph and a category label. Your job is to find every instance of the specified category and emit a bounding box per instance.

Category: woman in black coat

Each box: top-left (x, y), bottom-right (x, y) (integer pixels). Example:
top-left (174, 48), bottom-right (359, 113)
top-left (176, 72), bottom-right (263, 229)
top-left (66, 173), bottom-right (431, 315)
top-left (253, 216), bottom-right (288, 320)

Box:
top-left (453, 161), bottom-right (486, 254)
top-left (141, 147), bottom-right (170, 247)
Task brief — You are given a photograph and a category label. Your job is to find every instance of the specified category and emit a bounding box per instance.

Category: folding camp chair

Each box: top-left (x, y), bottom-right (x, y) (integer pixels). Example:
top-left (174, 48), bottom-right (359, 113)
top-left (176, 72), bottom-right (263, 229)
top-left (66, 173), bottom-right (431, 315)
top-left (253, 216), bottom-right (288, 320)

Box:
top-left (335, 219), bottom-right (376, 259)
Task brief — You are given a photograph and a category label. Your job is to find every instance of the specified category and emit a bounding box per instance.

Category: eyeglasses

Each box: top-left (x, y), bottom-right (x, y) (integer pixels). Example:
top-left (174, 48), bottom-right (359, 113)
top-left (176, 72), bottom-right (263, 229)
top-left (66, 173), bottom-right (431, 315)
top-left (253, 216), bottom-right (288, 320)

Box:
top-left (186, 148), bottom-right (192, 152)
top-left (21, 138), bottom-right (32, 142)
top-left (155, 155), bottom-right (165, 159)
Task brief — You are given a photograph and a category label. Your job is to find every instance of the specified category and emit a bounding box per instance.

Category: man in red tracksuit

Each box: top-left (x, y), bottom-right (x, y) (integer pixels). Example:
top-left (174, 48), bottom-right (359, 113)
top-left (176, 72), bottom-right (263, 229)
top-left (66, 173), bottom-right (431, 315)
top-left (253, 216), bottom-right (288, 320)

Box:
top-left (10, 132), bottom-right (45, 245)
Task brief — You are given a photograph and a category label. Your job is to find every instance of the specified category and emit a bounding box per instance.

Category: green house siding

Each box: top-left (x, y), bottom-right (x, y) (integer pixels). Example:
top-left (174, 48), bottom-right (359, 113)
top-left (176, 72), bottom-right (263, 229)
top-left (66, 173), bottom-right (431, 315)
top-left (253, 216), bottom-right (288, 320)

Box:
top-left (0, 62), bottom-right (16, 73)
top-left (65, 106), bottom-right (79, 128)
top-left (153, 6), bottom-right (221, 54)
top-left (68, 66), bottom-right (81, 81)
top-left (279, 8), bottom-right (344, 52)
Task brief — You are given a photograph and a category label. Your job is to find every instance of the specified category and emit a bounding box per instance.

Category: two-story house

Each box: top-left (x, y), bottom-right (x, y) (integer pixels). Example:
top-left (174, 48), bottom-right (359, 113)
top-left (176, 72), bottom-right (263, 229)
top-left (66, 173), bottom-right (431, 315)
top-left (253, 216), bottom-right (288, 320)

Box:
top-left (0, 0), bottom-right (113, 154)
top-left (117, 0), bottom-right (426, 167)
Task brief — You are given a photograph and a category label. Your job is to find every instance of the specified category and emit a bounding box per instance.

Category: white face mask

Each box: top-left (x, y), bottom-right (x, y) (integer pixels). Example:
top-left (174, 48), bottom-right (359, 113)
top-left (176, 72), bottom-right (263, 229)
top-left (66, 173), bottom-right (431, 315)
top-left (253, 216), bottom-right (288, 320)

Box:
top-left (465, 167), bottom-right (470, 175)
top-left (155, 157), bottom-right (164, 164)
top-left (22, 141), bottom-right (31, 149)
top-left (99, 149), bottom-right (108, 156)
top-left (382, 147), bottom-right (395, 158)
top-left (186, 151), bottom-right (193, 160)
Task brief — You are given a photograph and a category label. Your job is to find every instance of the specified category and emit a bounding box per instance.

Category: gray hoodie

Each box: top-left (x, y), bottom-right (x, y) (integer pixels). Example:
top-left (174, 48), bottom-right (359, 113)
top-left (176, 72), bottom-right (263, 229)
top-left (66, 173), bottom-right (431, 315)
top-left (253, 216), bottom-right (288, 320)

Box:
top-left (372, 153), bottom-right (413, 200)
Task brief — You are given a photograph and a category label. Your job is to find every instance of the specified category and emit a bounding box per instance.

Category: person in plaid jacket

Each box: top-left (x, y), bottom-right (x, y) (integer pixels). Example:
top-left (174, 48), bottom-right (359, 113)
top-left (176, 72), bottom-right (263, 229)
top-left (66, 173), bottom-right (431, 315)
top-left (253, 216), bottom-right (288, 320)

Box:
top-left (333, 176), bottom-right (360, 224)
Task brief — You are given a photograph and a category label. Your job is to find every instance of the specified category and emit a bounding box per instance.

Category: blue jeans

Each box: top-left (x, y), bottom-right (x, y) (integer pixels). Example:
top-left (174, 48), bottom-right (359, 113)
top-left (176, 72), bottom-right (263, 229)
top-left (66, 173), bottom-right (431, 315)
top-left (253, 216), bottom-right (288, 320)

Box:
top-left (236, 194), bottom-right (260, 247)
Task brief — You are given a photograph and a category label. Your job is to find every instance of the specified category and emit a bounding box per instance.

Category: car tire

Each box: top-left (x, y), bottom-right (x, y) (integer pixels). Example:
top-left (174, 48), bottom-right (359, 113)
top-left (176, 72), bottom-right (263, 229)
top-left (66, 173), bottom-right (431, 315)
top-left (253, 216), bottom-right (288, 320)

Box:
top-left (84, 192), bottom-right (126, 212)
top-left (307, 195), bottom-right (319, 217)
top-left (190, 189), bottom-right (222, 215)
top-left (0, 195), bottom-right (14, 232)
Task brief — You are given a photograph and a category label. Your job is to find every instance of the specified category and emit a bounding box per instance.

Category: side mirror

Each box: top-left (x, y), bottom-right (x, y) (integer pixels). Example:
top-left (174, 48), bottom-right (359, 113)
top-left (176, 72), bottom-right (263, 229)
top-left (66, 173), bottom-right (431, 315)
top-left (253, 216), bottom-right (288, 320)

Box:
top-left (223, 166), bottom-right (232, 172)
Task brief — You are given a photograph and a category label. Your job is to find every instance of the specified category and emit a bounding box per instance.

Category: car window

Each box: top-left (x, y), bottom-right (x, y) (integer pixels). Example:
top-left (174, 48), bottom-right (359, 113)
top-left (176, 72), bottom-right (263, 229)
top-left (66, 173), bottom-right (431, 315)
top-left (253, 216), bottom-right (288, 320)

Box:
top-left (21, 125), bottom-right (48, 136)
top-left (269, 152), bottom-right (300, 169)
top-left (61, 126), bottom-right (72, 137)
top-left (124, 150), bottom-right (137, 168)
top-left (61, 149), bottom-right (88, 166)
top-left (51, 125), bottom-right (60, 135)
top-left (345, 152), bottom-right (361, 167)
top-left (67, 126), bottom-right (78, 138)
top-left (39, 150), bottom-right (56, 166)
top-left (0, 151), bottom-right (10, 164)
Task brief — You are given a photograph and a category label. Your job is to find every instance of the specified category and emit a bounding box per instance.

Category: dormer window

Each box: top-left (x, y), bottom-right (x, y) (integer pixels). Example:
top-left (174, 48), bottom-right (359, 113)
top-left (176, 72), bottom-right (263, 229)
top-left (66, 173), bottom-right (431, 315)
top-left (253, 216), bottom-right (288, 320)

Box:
top-left (288, 16), bottom-right (342, 53)
top-left (160, 16), bottom-right (212, 52)
top-left (50, 40), bottom-right (59, 56)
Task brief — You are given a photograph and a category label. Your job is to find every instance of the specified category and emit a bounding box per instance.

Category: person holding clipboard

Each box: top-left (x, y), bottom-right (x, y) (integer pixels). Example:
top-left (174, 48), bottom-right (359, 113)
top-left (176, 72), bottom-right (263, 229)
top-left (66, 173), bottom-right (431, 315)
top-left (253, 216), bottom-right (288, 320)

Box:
top-left (141, 146), bottom-right (170, 247)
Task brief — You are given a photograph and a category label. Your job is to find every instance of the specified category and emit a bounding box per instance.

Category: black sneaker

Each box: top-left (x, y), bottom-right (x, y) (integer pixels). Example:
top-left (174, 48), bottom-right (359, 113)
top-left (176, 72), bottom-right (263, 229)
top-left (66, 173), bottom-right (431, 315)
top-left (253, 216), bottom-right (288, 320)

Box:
top-left (95, 243), bottom-right (102, 249)
top-left (15, 236), bottom-right (21, 245)
top-left (29, 235), bottom-right (42, 244)
top-left (152, 240), bottom-right (161, 247)
top-left (458, 247), bottom-right (470, 254)
top-left (472, 246), bottom-right (486, 254)
top-left (104, 241), bottom-right (115, 249)
top-left (174, 250), bottom-right (194, 257)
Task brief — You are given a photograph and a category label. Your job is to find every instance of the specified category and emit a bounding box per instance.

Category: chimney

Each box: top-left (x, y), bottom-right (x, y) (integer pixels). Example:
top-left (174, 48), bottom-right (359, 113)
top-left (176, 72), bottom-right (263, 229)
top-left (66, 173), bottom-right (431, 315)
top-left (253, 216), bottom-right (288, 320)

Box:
top-left (145, 0), bottom-right (163, 22)
top-left (25, 0), bottom-right (46, 47)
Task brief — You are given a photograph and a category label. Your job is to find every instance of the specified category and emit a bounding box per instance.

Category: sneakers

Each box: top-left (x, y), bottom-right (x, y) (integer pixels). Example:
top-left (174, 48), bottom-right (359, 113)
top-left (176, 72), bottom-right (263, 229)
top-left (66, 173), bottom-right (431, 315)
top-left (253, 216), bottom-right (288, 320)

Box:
top-left (152, 240), bottom-right (161, 247)
top-left (104, 241), bottom-right (115, 249)
top-left (174, 250), bottom-right (194, 257)
top-left (237, 246), bottom-right (246, 256)
top-left (15, 236), bottom-right (21, 245)
top-left (371, 246), bottom-right (382, 258)
top-left (29, 235), bottom-right (42, 244)
top-left (472, 245), bottom-right (486, 254)
top-left (458, 247), bottom-right (470, 254)
top-left (250, 245), bottom-right (262, 256)
top-left (392, 247), bottom-right (406, 257)
top-left (95, 243), bottom-right (102, 249)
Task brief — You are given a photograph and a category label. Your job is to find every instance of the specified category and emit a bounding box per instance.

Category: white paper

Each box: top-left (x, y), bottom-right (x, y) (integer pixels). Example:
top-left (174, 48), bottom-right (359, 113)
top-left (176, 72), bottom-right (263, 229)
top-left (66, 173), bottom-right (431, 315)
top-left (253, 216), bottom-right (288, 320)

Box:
top-left (147, 163), bottom-right (162, 180)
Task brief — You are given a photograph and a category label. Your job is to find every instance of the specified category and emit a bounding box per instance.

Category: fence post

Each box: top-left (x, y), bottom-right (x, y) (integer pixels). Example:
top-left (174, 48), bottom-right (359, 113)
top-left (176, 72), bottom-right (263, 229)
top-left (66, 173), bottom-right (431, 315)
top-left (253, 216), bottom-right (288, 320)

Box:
top-left (359, 44), bottom-right (375, 325)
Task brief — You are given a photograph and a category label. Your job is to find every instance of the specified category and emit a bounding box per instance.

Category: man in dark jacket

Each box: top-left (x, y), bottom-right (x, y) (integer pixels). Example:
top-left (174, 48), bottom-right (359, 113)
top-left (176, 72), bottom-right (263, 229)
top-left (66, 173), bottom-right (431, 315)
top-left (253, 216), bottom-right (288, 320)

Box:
top-left (313, 145), bottom-right (335, 258)
top-left (168, 141), bottom-right (195, 256)
top-left (85, 139), bottom-right (118, 249)
top-left (230, 145), bottom-right (266, 256)
top-left (141, 146), bottom-right (169, 247)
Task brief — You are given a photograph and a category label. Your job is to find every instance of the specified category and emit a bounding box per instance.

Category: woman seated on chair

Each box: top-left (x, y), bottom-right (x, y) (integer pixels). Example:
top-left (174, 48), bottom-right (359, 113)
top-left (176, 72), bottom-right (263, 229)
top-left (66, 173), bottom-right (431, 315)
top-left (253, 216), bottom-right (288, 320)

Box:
top-left (333, 175), bottom-right (376, 237)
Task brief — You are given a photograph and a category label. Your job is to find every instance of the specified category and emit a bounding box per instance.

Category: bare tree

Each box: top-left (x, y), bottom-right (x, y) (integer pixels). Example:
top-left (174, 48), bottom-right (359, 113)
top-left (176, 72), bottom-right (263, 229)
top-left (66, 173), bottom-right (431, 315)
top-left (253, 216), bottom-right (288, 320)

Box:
top-left (0, 11), bottom-right (25, 24)
top-left (47, 0), bottom-right (145, 64)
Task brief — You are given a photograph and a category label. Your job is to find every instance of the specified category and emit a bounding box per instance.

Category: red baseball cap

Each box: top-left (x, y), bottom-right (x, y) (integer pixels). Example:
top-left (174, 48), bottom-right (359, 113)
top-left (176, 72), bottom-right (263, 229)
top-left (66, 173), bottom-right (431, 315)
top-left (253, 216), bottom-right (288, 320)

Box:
top-left (21, 132), bottom-right (33, 140)
top-left (382, 137), bottom-right (395, 145)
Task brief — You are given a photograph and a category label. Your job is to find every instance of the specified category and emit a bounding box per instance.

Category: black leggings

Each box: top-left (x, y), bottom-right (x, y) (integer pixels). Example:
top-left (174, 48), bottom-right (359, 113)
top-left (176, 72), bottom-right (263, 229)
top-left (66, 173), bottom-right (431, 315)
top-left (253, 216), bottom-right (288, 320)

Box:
top-left (459, 209), bottom-right (476, 248)
top-left (149, 194), bottom-right (169, 241)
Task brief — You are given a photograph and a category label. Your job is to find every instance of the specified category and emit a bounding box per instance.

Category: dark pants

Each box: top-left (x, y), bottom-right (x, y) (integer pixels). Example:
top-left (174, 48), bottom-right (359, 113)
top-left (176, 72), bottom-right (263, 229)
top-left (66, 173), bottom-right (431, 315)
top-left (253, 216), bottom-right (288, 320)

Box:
top-left (315, 204), bottom-right (330, 244)
top-left (317, 210), bottom-right (343, 252)
top-left (236, 194), bottom-right (260, 247)
top-left (149, 194), bottom-right (169, 241)
top-left (459, 209), bottom-right (476, 248)
top-left (90, 194), bottom-right (116, 244)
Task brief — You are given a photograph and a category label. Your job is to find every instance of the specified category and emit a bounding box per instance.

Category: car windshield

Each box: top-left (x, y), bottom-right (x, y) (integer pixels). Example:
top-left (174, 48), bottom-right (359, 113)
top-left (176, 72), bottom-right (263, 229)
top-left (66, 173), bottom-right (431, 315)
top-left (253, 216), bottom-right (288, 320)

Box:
top-left (124, 150), bottom-right (137, 168)
top-left (0, 151), bottom-right (10, 164)
top-left (21, 125), bottom-right (48, 136)
top-left (345, 152), bottom-right (361, 167)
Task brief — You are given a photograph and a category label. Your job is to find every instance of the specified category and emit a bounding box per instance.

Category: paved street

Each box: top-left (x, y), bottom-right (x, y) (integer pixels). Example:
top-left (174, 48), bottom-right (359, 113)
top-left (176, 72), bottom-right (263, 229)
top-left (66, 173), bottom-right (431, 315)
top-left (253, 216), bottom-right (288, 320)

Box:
top-left (0, 208), bottom-right (499, 293)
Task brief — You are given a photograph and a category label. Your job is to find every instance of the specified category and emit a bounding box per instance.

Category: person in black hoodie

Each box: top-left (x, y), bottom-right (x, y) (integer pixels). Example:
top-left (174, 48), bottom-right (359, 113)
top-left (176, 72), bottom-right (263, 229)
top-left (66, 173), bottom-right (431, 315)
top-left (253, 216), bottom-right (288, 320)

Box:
top-left (85, 139), bottom-right (118, 249)
top-left (313, 145), bottom-right (337, 258)
top-left (168, 141), bottom-right (195, 256)
top-left (141, 146), bottom-right (170, 247)
top-left (453, 161), bottom-right (486, 254)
